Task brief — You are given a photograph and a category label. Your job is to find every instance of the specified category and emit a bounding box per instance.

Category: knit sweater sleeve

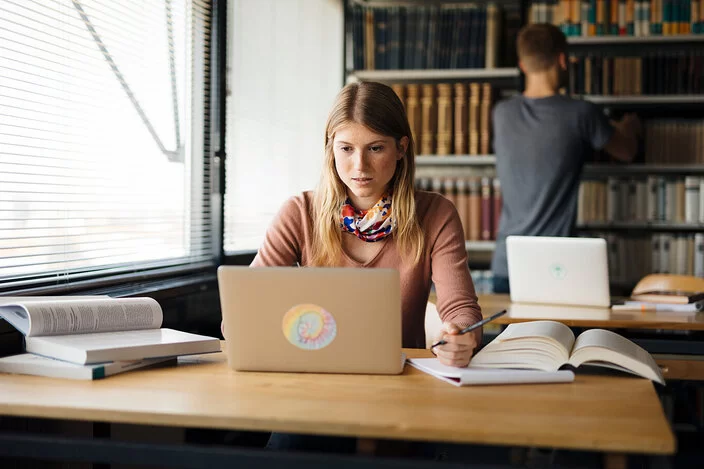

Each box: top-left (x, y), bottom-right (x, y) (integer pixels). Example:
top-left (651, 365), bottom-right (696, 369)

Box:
top-left (428, 196), bottom-right (483, 345)
top-left (250, 195), bottom-right (307, 267)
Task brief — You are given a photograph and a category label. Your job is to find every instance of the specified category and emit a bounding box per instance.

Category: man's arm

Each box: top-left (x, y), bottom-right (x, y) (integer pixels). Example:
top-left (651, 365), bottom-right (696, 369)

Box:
top-left (602, 113), bottom-right (642, 163)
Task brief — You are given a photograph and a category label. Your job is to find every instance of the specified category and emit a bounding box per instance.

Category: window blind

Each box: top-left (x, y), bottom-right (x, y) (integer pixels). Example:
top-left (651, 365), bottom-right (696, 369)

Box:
top-left (0, 0), bottom-right (215, 293)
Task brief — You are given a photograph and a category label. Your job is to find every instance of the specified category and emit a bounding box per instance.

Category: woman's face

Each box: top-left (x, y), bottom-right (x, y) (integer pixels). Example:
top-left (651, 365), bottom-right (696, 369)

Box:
top-left (332, 122), bottom-right (407, 210)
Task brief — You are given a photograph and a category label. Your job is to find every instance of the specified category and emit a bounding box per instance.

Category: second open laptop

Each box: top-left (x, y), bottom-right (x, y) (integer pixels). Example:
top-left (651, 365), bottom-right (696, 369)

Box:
top-left (507, 236), bottom-right (611, 308)
top-left (217, 266), bottom-right (404, 374)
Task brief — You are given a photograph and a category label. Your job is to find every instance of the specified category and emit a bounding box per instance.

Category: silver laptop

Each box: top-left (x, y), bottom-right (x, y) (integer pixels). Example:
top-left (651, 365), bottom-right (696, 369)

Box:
top-left (217, 266), bottom-right (404, 374)
top-left (507, 236), bottom-right (610, 307)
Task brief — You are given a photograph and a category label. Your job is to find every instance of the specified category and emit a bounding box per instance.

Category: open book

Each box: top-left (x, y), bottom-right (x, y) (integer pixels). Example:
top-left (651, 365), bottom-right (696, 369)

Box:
top-left (0, 296), bottom-right (221, 365)
top-left (469, 321), bottom-right (665, 385)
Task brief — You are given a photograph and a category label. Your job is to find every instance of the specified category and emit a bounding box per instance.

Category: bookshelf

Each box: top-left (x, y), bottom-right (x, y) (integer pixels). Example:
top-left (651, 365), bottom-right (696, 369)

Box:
top-left (577, 222), bottom-right (704, 232)
top-left (582, 96), bottom-right (704, 105)
top-left (416, 154), bottom-right (496, 165)
top-left (344, 0), bottom-right (704, 289)
top-left (347, 67), bottom-right (519, 82)
top-left (584, 164), bottom-right (704, 176)
top-left (567, 35), bottom-right (704, 45)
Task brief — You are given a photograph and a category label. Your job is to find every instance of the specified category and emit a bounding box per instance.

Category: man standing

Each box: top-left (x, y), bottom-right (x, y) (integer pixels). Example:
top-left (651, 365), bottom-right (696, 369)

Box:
top-left (491, 23), bottom-right (641, 293)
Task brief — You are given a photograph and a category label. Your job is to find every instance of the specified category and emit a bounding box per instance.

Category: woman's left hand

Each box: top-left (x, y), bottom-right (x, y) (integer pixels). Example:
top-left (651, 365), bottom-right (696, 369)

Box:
top-left (432, 322), bottom-right (477, 367)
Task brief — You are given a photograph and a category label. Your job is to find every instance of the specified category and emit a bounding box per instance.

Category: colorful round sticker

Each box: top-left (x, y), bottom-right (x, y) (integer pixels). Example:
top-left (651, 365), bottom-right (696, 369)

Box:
top-left (282, 304), bottom-right (337, 350)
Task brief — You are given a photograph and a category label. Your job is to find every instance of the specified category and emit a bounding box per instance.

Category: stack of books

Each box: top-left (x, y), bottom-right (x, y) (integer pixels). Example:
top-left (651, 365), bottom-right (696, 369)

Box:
top-left (612, 274), bottom-right (704, 313)
top-left (0, 296), bottom-right (221, 380)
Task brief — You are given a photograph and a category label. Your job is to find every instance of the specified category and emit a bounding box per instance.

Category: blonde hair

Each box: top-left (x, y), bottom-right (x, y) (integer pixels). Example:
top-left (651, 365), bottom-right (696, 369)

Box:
top-left (309, 82), bottom-right (424, 267)
top-left (516, 23), bottom-right (567, 72)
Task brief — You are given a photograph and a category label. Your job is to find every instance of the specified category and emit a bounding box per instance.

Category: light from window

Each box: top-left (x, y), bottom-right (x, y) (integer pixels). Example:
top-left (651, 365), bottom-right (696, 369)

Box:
top-left (223, 0), bottom-right (343, 253)
top-left (0, 0), bottom-right (213, 290)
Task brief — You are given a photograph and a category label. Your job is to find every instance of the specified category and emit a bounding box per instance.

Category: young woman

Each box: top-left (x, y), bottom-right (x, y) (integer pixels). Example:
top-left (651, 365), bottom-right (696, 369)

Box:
top-left (227, 80), bottom-right (483, 367)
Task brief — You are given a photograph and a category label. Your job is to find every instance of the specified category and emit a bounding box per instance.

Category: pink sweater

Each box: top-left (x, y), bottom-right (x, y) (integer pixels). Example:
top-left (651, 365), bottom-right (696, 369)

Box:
top-left (251, 191), bottom-right (483, 348)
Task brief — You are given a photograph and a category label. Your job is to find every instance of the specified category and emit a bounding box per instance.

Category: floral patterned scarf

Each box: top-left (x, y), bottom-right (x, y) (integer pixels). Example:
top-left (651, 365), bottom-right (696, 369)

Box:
top-left (340, 192), bottom-right (394, 242)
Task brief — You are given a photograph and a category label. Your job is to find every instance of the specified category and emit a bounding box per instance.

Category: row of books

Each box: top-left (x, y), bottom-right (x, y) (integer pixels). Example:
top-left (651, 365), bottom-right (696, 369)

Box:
top-left (529, 0), bottom-right (704, 36)
top-left (567, 53), bottom-right (704, 96)
top-left (0, 296), bottom-right (220, 380)
top-left (599, 233), bottom-right (704, 284)
top-left (578, 176), bottom-right (704, 223)
top-left (416, 176), bottom-right (502, 241)
top-left (346, 3), bottom-right (512, 70)
top-left (391, 82), bottom-right (494, 156)
top-left (641, 119), bottom-right (704, 164)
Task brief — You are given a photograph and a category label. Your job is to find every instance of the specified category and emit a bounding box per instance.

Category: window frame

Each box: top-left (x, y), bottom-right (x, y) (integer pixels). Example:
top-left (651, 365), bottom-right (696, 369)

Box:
top-left (0, 0), bottom-right (226, 296)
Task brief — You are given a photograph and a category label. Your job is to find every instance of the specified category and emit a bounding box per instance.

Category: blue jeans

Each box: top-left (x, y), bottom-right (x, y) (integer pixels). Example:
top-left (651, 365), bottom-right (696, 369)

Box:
top-left (493, 276), bottom-right (510, 294)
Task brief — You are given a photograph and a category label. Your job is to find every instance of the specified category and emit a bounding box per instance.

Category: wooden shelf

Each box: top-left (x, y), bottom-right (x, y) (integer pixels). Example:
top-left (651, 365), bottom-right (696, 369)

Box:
top-left (577, 222), bottom-right (704, 232)
top-left (568, 34), bottom-right (704, 45)
top-left (581, 95), bottom-right (704, 105)
top-left (416, 159), bottom-right (704, 173)
top-left (350, 0), bottom-right (512, 5)
top-left (416, 155), bottom-right (496, 166)
top-left (346, 68), bottom-right (520, 83)
top-left (465, 240), bottom-right (495, 251)
top-left (584, 164), bottom-right (704, 175)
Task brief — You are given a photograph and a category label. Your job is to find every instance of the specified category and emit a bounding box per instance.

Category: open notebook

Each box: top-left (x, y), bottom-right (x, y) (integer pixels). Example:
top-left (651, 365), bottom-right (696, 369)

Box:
top-left (408, 358), bottom-right (575, 386)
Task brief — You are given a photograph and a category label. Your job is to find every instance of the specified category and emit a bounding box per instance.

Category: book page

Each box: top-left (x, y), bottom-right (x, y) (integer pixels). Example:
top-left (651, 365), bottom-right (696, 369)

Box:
top-left (568, 329), bottom-right (665, 385)
top-left (7, 297), bottom-right (163, 337)
top-left (470, 321), bottom-right (576, 371)
top-left (408, 358), bottom-right (575, 386)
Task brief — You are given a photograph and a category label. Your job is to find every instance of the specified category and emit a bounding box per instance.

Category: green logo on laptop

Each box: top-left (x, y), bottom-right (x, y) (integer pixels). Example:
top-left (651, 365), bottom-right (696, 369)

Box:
top-left (282, 304), bottom-right (337, 350)
top-left (550, 264), bottom-right (567, 280)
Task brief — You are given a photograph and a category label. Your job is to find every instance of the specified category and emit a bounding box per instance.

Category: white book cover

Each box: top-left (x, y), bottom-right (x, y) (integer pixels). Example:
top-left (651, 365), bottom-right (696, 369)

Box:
top-left (647, 176), bottom-right (658, 222)
top-left (0, 353), bottom-right (175, 380)
top-left (700, 179), bottom-right (704, 223)
top-left (695, 234), bottom-right (704, 278)
top-left (0, 296), bottom-right (220, 365)
top-left (685, 176), bottom-right (700, 224)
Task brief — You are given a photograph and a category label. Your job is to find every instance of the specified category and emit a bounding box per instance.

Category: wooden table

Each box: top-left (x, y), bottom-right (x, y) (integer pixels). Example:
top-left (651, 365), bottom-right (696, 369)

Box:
top-left (0, 346), bottom-right (674, 468)
top-left (477, 294), bottom-right (704, 331)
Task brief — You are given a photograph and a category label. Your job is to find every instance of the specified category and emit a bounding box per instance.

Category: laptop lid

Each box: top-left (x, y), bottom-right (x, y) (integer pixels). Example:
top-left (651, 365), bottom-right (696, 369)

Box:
top-left (217, 266), bottom-right (403, 375)
top-left (507, 236), bottom-right (610, 308)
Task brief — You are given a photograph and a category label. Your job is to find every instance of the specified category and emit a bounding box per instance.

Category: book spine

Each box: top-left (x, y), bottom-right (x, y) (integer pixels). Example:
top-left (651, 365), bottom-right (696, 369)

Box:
top-left (443, 178), bottom-right (457, 208)
top-left (480, 83), bottom-right (493, 155)
top-left (420, 84), bottom-right (436, 155)
top-left (455, 179), bottom-right (469, 241)
top-left (453, 83), bottom-right (468, 155)
top-left (492, 178), bottom-right (502, 240)
top-left (406, 85), bottom-right (421, 152)
top-left (468, 177), bottom-right (481, 241)
top-left (480, 176), bottom-right (492, 241)
top-left (468, 83), bottom-right (480, 155)
top-left (695, 233), bottom-right (704, 277)
top-left (436, 84), bottom-right (453, 155)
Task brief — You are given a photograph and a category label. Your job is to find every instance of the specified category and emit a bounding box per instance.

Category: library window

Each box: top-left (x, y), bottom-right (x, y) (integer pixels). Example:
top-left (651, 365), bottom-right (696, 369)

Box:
top-left (0, 0), bottom-right (214, 292)
top-left (223, 0), bottom-right (343, 253)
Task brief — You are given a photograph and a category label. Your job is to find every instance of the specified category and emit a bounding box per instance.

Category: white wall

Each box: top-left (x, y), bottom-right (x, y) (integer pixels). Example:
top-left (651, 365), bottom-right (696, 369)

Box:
top-left (224, 0), bottom-right (344, 252)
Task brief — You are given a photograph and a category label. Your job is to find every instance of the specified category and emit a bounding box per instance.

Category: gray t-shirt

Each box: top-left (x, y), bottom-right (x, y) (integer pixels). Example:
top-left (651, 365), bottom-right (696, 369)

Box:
top-left (490, 94), bottom-right (613, 278)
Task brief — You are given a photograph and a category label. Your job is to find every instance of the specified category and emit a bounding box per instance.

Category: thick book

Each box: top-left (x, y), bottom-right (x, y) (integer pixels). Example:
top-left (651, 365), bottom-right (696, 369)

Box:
top-left (469, 320), bottom-right (665, 385)
top-left (0, 296), bottom-right (221, 365)
top-left (0, 353), bottom-right (176, 380)
top-left (408, 358), bottom-right (575, 386)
